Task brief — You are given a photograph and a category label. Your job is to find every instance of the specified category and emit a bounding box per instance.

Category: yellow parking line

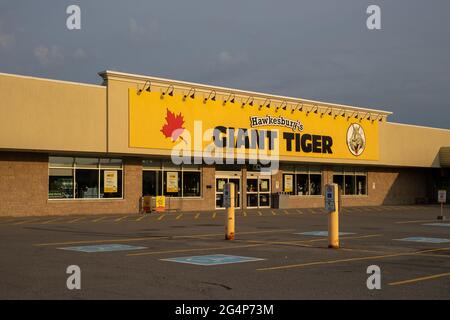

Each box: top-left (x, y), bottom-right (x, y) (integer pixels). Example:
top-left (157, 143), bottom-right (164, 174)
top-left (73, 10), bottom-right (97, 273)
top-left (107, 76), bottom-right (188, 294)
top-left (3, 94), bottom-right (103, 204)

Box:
top-left (35, 228), bottom-right (295, 246)
top-left (92, 216), bottom-right (107, 222)
top-left (12, 218), bottom-right (40, 225)
top-left (212, 212), bottom-right (217, 219)
top-left (114, 215), bottom-right (129, 222)
top-left (258, 246), bottom-right (450, 272)
top-left (194, 213), bottom-right (200, 219)
top-left (257, 211), bottom-right (263, 216)
top-left (389, 272), bottom-right (450, 286)
top-left (157, 214), bottom-right (166, 221)
top-left (40, 217), bottom-right (62, 224)
top-left (176, 214), bottom-right (183, 220)
top-left (68, 217), bottom-right (84, 224)
top-left (243, 211), bottom-right (247, 217)
top-left (296, 209), bottom-right (303, 214)
top-left (271, 210), bottom-right (277, 216)
top-left (284, 210), bottom-right (289, 215)
top-left (135, 215), bottom-right (147, 222)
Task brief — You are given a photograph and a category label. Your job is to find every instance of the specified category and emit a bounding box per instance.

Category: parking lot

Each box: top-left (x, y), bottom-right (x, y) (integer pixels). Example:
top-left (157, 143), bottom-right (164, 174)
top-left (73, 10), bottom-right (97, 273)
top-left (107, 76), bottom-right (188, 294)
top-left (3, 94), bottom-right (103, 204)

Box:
top-left (0, 205), bottom-right (449, 299)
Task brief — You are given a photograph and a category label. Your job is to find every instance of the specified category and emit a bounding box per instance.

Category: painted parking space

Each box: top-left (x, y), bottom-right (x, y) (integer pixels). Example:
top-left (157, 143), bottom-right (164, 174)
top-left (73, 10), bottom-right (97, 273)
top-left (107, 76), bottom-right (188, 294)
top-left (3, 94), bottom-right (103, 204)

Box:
top-left (295, 231), bottom-right (356, 237)
top-left (422, 223), bottom-right (450, 227)
top-left (160, 254), bottom-right (265, 266)
top-left (395, 237), bottom-right (450, 244)
top-left (59, 244), bottom-right (147, 253)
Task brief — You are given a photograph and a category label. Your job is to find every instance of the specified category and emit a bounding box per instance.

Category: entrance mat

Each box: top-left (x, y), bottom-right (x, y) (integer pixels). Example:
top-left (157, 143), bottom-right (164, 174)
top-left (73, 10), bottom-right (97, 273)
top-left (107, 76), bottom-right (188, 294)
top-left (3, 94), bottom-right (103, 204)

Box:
top-left (160, 254), bottom-right (265, 266)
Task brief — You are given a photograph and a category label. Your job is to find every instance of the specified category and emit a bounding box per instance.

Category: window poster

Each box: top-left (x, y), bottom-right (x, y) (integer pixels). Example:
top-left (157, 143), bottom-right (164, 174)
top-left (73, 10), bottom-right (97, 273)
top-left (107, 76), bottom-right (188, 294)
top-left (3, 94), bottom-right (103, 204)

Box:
top-left (166, 171), bottom-right (179, 193)
top-left (104, 170), bottom-right (118, 193)
top-left (284, 174), bottom-right (293, 193)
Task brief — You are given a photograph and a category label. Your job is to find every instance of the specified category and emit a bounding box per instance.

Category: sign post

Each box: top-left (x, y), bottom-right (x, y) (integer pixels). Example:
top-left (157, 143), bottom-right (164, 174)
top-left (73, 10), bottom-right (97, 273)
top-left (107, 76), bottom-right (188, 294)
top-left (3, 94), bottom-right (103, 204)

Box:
top-left (437, 190), bottom-right (446, 221)
top-left (325, 184), bottom-right (340, 249)
top-left (224, 183), bottom-right (235, 240)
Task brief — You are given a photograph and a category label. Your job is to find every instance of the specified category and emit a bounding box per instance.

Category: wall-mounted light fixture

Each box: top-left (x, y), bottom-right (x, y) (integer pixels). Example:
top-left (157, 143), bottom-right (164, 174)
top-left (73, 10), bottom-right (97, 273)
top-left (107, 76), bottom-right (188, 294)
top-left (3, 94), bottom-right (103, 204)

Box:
top-left (203, 90), bottom-right (216, 103)
top-left (313, 105), bottom-right (319, 114)
top-left (137, 80), bottom-right (151, 95)
top-left (223, 93), bottom-right (235, 105)
top-left (183, 88), bottom-right (195, 101)
top-left (160, 84), bottom-right (174, 99)
top-left (242, 96), bottom-right (254, 108)
top-left (259, 98), bottom-right (271, 110)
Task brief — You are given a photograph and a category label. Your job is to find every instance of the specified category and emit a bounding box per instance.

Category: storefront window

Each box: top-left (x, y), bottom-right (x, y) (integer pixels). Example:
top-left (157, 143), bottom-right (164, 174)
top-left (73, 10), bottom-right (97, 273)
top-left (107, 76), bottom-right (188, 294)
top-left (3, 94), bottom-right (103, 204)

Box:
top-left (333, 175), bottom-right (344, 192)
top-left (48, 168), bottom-right (74, 199)
top-left (283, 166), bottom-right (322, 196)
top-left (333, 168), bottom-right (367, 196)
top-left (310, 174), bottom-right (322, 195)
top-left (75, 169), bottom-right (99, 198)
top-left (142, 160), bottom-right (202, 198)
top-left (345, 175), bottom-right (355, 196)
top-left (356, 175), bottom-right (367, 195)
top-left (48, 157), bottom-right (123, 199)
top-left (296, 174), bottom-right (309, 195)
top-left (183, 172), bottom-right (201, 197)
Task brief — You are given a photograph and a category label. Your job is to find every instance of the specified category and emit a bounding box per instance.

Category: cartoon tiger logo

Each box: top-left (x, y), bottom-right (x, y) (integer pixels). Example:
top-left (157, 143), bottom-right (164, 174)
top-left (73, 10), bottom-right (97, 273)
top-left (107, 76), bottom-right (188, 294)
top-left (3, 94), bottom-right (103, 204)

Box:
top-left (347, 123), bottom-right (366, 156)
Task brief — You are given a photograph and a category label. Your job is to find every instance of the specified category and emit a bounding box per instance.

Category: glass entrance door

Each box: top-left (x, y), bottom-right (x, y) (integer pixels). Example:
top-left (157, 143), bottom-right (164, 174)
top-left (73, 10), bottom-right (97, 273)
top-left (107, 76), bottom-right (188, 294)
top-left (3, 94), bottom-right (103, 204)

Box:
top-left (246, 173), bottom-right (271, 208)
top-left (215, 174), bottom-right (241, 209)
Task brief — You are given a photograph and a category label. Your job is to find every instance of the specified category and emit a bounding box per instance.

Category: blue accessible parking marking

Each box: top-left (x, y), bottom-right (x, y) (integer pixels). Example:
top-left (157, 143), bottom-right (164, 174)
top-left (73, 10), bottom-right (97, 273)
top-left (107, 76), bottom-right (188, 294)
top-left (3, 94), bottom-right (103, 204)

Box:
top-left (295, 231), bottom-right (355, 237)
top-left (422, 223), bottom-right (450, 227)
top-left (160, 254), bottom-right (265, 266)
top-left (59, 244), bottom-right (147, 252)
top-left (395, 237), bottom-right (450, 244)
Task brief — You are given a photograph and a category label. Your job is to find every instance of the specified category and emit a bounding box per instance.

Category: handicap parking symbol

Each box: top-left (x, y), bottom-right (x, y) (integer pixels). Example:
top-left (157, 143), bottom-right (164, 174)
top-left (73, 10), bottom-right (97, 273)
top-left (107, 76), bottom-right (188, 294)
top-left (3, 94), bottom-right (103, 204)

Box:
top-left (160, 254), bottom-right (265, 266)
top-left (395, 237), bottom-right (450, 244)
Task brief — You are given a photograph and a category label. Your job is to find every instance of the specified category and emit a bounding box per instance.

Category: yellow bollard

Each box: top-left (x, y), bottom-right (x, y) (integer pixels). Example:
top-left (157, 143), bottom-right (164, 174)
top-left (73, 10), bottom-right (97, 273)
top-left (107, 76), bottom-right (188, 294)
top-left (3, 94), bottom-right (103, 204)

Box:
top-left (325, 184), bottom-right (340, 249)
top-left (225, 183), bottom-right (235, 240)
top-left (328, 207), bottom-right (339, 249)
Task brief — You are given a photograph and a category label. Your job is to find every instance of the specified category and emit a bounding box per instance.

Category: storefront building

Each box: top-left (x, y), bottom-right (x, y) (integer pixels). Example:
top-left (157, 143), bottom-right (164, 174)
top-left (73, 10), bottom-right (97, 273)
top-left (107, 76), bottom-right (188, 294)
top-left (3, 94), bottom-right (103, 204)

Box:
top-left (0, 71), bottom-right (449, 216)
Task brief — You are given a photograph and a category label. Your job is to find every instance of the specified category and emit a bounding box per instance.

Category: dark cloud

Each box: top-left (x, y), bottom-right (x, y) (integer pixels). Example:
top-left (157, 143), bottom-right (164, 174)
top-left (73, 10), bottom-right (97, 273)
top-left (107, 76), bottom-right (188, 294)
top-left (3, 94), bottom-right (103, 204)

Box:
top-left (0, 0), bottom-right (449, 129)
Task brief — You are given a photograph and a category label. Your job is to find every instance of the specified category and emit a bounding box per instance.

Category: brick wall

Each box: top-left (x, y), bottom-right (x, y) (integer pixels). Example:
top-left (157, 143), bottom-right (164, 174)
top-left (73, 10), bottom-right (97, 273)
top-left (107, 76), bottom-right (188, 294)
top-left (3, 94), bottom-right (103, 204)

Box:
top-left (0, 152), bottom-right (143, 217)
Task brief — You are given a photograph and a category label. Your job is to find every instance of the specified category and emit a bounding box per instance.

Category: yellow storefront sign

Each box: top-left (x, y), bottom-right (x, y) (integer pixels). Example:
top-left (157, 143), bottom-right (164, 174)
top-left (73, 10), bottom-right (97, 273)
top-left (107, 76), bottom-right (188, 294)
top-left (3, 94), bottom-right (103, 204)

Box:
top-left (129, 89), bottom-right (379, 160)
top-left (155, 196), bottom-right (165, 212)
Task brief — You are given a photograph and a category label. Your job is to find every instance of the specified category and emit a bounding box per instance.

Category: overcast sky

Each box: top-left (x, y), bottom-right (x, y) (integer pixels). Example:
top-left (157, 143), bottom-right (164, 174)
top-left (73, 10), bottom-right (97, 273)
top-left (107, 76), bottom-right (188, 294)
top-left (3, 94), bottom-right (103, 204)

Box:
top-left (0, 0), bottom-right (449, 129)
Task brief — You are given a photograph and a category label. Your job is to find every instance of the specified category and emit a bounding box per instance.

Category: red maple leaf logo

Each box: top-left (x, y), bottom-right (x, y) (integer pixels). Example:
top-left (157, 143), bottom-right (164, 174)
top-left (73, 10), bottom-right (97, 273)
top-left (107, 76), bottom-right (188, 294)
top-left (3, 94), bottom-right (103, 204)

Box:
top-left (160, 108), bottom-right (185, 142)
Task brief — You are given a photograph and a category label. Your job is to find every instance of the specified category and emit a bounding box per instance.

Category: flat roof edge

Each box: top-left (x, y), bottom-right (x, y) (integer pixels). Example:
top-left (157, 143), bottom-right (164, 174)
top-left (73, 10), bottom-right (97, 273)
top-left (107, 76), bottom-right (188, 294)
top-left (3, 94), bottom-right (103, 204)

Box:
top-left (0, 71), bottom-right (105, 89)
top-left (386, 121), bottom-right (450, 132)
top-left (99, 70), bottom-right (393, 116)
